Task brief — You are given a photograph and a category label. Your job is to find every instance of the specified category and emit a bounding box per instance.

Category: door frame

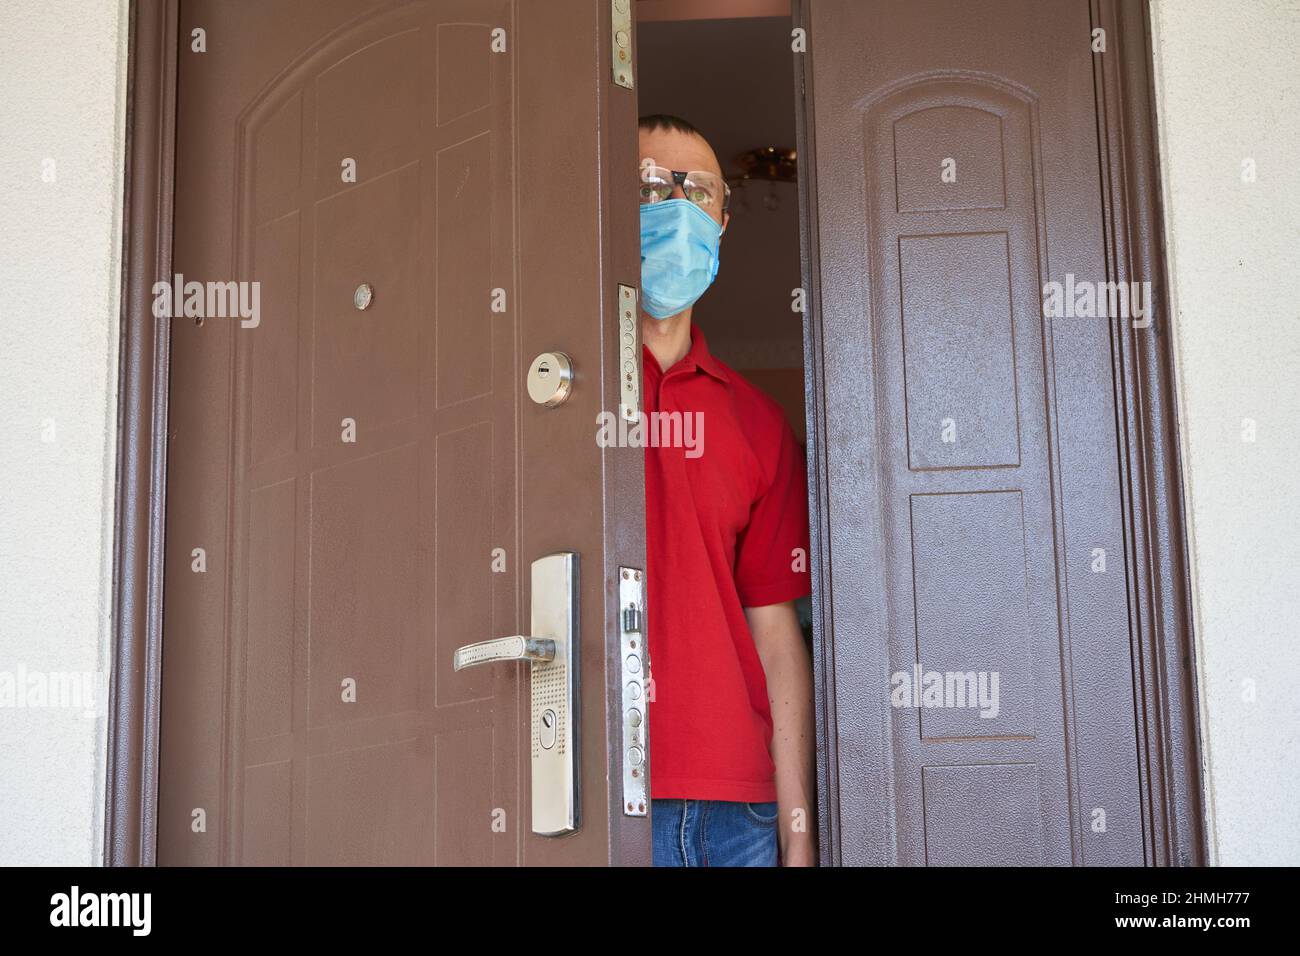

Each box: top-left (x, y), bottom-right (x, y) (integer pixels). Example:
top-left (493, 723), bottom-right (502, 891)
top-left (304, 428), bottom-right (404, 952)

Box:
top-left (792, 0), bottom-right (1206, 866)
top-left (109, 0), bottom-right (1207, 867)
top-left (107, 0), bottom-right (177, 867)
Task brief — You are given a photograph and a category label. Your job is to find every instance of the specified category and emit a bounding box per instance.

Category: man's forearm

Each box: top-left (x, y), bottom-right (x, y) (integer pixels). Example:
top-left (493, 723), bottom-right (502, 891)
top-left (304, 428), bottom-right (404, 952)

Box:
top-left (766, 642), bottom-right (816, 863)
top-left (747, 602), bottom-right (817, 865)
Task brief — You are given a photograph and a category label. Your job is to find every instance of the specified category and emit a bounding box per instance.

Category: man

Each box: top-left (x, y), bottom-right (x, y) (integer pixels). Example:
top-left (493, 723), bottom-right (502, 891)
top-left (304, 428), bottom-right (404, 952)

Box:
top-left (638, 114), bottom-right (816, 867)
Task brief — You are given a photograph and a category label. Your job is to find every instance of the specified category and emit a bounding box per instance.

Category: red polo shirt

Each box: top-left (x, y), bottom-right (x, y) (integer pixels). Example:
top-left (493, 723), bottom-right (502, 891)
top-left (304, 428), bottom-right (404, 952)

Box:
top-left (643, 325), bottom-right (811, 803)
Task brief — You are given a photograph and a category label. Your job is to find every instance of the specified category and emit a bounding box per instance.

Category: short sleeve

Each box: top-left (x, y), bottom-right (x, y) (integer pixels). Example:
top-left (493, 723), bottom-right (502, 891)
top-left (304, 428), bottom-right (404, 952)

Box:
top-left (733, 419), bottom-right (812, 608)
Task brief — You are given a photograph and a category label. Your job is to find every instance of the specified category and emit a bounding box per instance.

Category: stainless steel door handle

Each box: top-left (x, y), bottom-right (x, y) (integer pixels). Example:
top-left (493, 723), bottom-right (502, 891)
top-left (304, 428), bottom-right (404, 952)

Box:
top-left (453, 636), bottom-right (555, 670)
top-left (452, 551), bottom-right (579, 837)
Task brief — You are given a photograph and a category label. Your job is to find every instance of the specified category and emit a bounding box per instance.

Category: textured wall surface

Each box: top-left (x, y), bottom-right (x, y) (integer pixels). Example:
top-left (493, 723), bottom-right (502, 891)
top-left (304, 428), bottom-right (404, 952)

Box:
top-left (0, 0), bottom-right (130, 865)
top-left (1151, 0), bottom-right (1300, 865)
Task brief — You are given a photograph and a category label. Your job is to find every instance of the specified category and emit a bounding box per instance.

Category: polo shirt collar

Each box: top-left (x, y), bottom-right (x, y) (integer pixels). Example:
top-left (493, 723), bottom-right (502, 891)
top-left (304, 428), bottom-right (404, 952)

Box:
top-left (687, 325), bottom-right (730, 383)
top-left (643, 324), bottom-right (730, 383)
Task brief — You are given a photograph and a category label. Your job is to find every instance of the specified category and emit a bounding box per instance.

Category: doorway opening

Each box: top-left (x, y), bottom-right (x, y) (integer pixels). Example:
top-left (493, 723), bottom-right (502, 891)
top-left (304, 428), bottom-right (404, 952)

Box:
top-left (636, 2), bottom-right (820, 855)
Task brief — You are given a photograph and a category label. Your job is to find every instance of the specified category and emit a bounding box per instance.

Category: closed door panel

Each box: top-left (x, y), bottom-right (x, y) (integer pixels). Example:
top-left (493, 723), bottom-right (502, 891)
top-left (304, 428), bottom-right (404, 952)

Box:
top-left (805, 0), bottom-right (1143, 865)
top-left (159, 0), bottom-right (644, 866)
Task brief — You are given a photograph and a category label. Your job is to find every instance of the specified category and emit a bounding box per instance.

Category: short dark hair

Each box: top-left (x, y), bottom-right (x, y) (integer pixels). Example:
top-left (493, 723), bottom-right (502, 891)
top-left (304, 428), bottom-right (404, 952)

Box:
top-left (638, 113), bottom-right (705, 139)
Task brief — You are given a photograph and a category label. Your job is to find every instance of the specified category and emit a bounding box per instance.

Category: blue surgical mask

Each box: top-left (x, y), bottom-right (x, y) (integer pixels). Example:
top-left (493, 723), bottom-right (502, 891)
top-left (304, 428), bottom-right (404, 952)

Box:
top-left (639, 199), bottom-right (722, 320)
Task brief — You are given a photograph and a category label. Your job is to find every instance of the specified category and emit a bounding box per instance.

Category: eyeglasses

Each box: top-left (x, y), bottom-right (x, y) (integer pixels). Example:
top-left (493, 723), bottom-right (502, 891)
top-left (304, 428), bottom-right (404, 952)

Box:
top-left (639, 164), bottom-right (731, 214)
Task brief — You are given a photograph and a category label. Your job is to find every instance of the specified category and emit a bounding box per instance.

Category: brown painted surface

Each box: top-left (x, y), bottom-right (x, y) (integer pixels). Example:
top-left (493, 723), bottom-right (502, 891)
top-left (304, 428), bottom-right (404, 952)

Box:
top-left (107, 0), bottom-right (180, 867)
top-left (158, 0), bottom-right (645, 866)
top-left (799, 0), bottom-right (1175, 865)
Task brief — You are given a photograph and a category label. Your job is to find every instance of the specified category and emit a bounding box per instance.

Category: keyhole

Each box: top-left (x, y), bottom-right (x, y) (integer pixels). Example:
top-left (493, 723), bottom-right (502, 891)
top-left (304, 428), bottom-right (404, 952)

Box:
top-left (539, 707), bottom-right (558, 750)
top-left (537, 362), bottom-right (550, 378)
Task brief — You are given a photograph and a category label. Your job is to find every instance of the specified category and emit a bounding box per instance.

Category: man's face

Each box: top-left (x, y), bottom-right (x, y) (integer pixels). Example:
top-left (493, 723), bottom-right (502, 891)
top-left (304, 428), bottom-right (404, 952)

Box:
top-left (639, 127), bottom-right (730, 235)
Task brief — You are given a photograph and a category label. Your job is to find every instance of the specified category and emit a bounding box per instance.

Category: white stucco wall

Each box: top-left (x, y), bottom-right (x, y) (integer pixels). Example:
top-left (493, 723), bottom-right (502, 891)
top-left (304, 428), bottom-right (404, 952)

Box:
top-left (1150, 0), bottom-right (1300, 865)
top-left (0, 0), bottom-right (130, 865)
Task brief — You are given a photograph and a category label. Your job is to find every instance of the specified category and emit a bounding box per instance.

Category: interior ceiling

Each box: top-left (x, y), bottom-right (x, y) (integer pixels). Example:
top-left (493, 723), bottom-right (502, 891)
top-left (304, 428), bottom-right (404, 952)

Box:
top-left (635, 16), bottom-right (796, 182)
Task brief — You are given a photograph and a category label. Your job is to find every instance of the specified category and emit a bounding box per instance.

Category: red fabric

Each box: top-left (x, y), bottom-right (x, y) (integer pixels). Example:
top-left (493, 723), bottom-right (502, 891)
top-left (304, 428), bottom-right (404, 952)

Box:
top-left (642, 325), bottom-right (811, 802)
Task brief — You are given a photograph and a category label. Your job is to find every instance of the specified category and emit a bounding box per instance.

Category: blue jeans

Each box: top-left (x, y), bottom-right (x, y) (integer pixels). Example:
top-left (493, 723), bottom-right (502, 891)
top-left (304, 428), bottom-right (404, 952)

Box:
top-left (652, 799), bottom-right (780, 867)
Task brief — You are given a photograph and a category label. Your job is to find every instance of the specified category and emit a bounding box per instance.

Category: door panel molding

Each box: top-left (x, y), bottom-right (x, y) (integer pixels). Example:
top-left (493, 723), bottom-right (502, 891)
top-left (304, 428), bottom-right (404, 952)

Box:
top-left (792, 0), bottom-right (1205, 866)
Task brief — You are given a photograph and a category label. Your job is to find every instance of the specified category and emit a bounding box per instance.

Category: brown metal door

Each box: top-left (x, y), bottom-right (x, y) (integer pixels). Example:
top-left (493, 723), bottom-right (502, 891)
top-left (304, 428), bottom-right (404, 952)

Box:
top-left (803, 0), bottom-right (1145, 864)
top-left (158, 0), bottom-right (644, 865)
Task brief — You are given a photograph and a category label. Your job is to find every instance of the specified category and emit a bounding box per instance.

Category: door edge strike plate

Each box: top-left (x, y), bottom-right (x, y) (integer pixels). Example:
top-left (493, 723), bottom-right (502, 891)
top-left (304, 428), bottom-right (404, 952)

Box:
top-left (618, 285), bottom-right (640, 423)
top-left (451, 552), bottom-right (580, 837)
top-left (611, 0), bottom-right (633, 90)
top-left (619, 567), bottom-right (648, 816)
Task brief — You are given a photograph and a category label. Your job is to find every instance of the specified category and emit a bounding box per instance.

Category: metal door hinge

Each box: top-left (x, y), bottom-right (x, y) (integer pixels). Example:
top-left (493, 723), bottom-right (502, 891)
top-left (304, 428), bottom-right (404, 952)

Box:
top-left (611, 0), bottom-right (633, 89)
top-left (619, 567), bottom-right (648, 816)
